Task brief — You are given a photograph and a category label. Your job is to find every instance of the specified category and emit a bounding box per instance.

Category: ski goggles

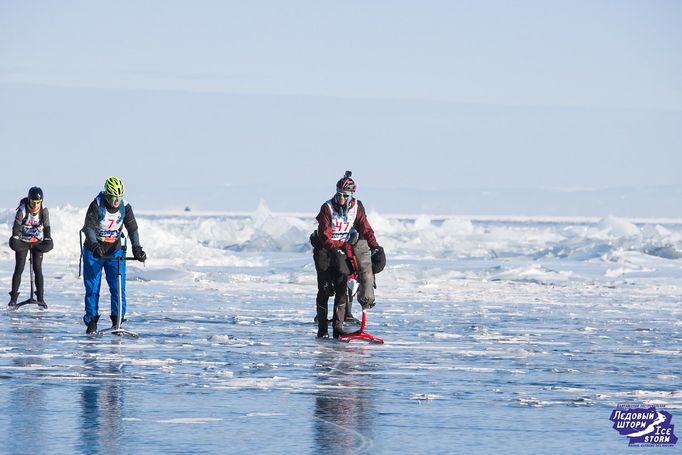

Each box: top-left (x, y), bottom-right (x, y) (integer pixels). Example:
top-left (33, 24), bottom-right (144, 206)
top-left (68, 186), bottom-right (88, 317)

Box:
top-left (29, 199), bottom-right (42, 205)
top-left (336, 192), bottom-right (353, 199)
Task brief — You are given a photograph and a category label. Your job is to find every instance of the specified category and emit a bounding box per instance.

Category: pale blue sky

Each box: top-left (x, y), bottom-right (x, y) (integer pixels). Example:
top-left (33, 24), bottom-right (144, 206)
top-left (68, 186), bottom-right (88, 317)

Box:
top-left (1, 1), bottom-right (681, 213)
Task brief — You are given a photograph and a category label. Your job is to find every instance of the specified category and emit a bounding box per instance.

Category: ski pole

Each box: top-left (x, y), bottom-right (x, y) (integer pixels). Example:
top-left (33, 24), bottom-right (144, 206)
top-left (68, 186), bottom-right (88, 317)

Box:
top-left (78, 231), bottom-right (83, 278)
top-left (116, 255), bottom-right (123, 330)
top-left (29, 254), bottom-right (34, 300)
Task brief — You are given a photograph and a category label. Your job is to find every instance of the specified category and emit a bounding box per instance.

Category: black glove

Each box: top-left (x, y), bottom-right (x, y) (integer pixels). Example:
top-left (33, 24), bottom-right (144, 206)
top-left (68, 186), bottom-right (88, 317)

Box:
top-left (132, 246), bottom-right (147, 262)
top-left (348, 232), bottom-right (359, 245)
top-left (331, 248), bottom-right (351, 275)
top-left (92, 243), bottom-right (104, 259)
top-left (309, 231), bottom-right (321, 249)
top-left (39, 238), bottom-right (54, 253)
top-left (371, 246), bottom-right (386, 274)
top-left (314, 248), bottom-right (331, 272)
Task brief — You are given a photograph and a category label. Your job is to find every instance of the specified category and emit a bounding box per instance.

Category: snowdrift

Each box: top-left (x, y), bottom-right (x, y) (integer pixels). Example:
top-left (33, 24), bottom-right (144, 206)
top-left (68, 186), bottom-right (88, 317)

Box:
top-left (2, 203), bottom-right (681, 286)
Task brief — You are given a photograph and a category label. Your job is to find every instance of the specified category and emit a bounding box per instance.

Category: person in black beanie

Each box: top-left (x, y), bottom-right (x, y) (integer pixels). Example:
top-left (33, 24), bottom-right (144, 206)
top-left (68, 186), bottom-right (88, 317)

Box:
top-left (8, 186), bottom-right (54, 307)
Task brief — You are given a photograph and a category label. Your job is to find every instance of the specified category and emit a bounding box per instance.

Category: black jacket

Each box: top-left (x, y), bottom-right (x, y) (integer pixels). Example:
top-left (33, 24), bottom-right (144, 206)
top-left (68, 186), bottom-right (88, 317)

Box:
top-left (82, 196), bottom-right (140, 254)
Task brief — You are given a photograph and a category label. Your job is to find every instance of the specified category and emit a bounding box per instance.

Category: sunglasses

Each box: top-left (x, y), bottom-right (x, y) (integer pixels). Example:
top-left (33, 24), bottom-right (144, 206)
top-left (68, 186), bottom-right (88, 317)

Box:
top-left (107, 195), bottom-right (123, 202)
top-left (337, 192), bottom-right (353, 199)
top-left (29, 199), bottom-right (42, 205)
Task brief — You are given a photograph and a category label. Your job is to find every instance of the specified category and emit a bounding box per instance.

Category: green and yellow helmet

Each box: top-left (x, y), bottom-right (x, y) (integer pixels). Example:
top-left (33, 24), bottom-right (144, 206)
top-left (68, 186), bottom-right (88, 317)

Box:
top-left (104, 176), bottom-right (125, 198)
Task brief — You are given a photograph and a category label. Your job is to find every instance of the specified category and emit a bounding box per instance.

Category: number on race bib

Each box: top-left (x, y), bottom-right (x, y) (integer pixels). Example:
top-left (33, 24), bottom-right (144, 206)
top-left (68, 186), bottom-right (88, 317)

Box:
top-left (335, 221), bottom-right (350, 232)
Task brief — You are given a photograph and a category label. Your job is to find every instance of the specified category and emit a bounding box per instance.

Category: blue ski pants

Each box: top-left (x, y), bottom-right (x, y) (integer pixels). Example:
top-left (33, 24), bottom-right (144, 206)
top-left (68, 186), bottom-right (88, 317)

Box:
top-left (83, 247), bottom-right (126, 324)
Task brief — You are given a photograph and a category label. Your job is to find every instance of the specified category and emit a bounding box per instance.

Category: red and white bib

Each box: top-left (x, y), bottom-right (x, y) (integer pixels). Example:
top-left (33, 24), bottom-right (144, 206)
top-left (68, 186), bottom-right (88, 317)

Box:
top-left (326, 199), bottom-right (357, 242)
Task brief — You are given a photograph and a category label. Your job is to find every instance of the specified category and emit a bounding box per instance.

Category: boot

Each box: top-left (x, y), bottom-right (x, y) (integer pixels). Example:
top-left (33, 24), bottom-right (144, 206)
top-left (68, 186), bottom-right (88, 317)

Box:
top-left (332, 297), bottom-right (347, 339)
top-left (110, 314), bottom-right (127, 328)
top-left (345, 314), bottom-right (360, 324)
top-left (35, 290), bottom-right (47, 309)
top-left (7, 292), bottom-right (19, 307)
top-left (86, 315), bottom-right (100, 334)
top-left (332, 323), bottom-right (347, 340)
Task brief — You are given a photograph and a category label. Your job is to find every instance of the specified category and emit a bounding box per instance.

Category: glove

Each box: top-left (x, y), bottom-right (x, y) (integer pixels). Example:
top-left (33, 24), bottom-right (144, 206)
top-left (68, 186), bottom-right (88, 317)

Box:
top-left (309, 231), bottom-right (321, 249)
top-left (40, 237), bottom-right (54, 253)
top-left (314, 248), bottom-right (331, 272)
top-left (348, 232), bottom-right (359, 245)
top-left (331, 248), bottom-right (351, 275)
top-left (132, 245), bottom-right (147, 262)
top-left (92, 243), bottom-right (104, 259)
top-left (371, 246), bottom-right (386, 274)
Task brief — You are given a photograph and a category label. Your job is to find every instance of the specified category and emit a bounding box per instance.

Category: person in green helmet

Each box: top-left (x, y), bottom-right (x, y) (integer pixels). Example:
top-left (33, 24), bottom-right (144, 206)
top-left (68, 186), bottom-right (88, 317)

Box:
top-left (81, 176), bottom-right (147, 334)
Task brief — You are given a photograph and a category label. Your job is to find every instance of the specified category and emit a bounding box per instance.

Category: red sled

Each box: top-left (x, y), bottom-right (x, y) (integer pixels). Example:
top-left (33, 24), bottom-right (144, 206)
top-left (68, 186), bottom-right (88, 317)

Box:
top-left (338, 309), bottom-right (384, 344)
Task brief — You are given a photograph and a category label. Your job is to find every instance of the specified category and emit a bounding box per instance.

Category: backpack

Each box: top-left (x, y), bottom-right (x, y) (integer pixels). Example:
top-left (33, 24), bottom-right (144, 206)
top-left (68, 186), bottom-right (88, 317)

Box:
top-left (95, 191), bottom-right (125, 222)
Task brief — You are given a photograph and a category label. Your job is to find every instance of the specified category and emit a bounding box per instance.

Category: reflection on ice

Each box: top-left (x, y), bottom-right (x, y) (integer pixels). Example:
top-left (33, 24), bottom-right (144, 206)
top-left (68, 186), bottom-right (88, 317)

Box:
top-left (313, 347), bottom-right (377, 454)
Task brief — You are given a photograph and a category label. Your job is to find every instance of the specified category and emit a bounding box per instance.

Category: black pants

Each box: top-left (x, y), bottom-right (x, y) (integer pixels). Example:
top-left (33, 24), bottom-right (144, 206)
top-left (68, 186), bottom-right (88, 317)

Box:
top-left (9, 237), bottom-right (53, 300)
top-left (314, 248), bottom-right (348, 332)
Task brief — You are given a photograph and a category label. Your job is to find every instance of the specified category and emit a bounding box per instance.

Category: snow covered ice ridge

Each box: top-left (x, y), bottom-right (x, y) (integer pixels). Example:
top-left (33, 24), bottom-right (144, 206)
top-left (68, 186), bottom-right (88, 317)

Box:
top-left (2, 204), bottom-right (681, 285)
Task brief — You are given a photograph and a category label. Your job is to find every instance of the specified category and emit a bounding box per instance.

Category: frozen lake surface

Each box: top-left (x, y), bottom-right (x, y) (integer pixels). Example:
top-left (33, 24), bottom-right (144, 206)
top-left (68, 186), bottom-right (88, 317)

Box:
top-left (1, 207), bottom-right (681, 454)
